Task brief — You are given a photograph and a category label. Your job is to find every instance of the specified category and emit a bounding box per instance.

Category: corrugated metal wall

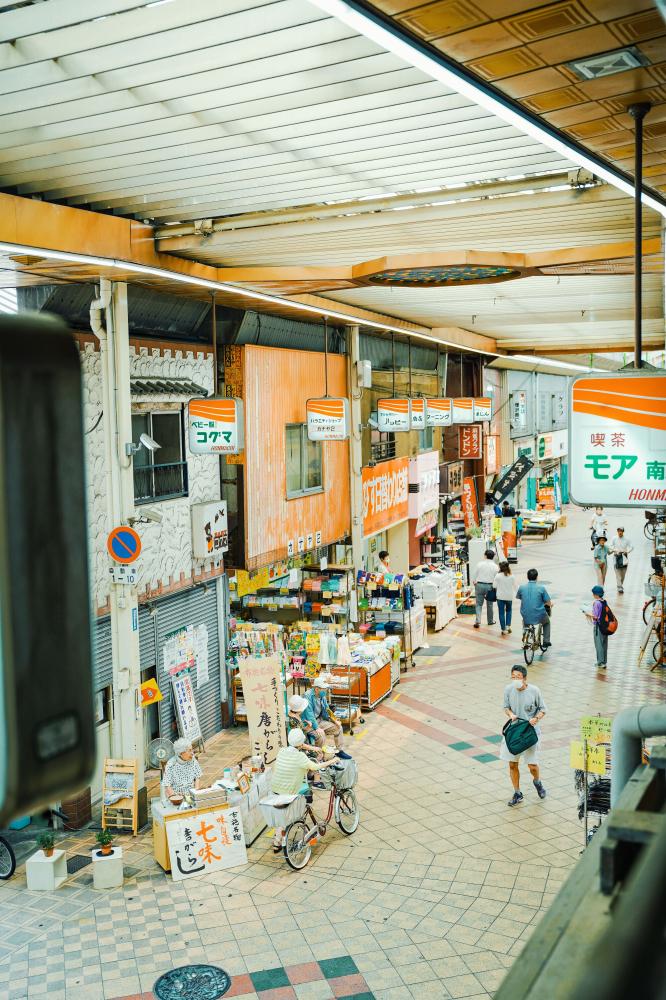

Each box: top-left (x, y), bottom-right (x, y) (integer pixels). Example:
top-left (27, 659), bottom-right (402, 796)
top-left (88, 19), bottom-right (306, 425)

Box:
top-left (93, 617), bottom-right (113, 692)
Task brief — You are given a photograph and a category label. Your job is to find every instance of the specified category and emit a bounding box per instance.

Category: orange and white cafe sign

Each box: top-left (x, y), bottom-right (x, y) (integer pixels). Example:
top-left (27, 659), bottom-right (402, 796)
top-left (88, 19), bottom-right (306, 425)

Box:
top-left (306, 397), bottom-right (350, 441)
top-left (188, 397), bottom-right (244, 454)
top-left (362, 457), bottom-right (409, 537)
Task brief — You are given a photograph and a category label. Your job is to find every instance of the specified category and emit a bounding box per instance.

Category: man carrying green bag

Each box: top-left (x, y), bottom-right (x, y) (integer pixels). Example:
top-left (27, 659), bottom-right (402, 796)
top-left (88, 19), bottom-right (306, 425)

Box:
top-left (501, 665), bottom-right (547, 807)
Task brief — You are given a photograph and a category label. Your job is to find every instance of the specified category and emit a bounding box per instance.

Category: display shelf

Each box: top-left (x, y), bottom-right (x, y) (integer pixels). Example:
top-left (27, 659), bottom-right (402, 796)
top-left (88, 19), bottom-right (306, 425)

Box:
top-left (355, 570), bottom-right (416, 670)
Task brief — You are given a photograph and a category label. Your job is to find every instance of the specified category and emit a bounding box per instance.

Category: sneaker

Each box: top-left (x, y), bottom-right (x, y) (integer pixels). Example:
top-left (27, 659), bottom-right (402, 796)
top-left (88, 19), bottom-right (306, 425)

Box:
top-left (501, 630), bottom-right (507, 636)
top-left (507, 791), bottom-right (523, 807)
top-left (543, 642), bottom-right (552, 648)
top-left (507, 627), bottom-right (512, 633)
top-left (337, 750), bottom-right (352, 760)
top-left (618, 588), bottom-right (624, 594)
top-left (533, 780), bottom-right (547, 799)
top-left (473, 622), bottom-right (480, 629)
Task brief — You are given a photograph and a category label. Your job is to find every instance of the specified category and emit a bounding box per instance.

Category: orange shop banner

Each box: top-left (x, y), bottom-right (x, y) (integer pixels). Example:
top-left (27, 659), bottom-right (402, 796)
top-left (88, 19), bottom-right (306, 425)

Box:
top-left (459, 424), bottom-right (483, 460)
top-left (461, 476), bottom-right (479, 528)
top-left (362, 457), bottom-right (409, 537)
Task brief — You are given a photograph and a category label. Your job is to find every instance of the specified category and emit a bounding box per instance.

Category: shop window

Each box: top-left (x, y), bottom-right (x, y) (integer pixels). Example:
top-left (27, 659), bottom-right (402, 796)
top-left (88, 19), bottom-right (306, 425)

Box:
top-left (286, 424), bottom-right (323, 498)
top-left (418, 425), bottom-right (434, 452)
top-left (132, 410), bottom-right (188, 503)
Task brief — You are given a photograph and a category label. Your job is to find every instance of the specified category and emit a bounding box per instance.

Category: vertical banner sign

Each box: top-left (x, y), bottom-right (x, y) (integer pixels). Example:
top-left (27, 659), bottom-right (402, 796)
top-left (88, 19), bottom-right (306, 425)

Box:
top-left (486, 434), bottom-right (499, 474)
top-left (410, 398), bottom-right (426, 430)
top-left (492, 455), bottom-right (534, 503)
top-left (473, 397), bottom-right (492, 421)
top-left (167, 806), bottom-right (248, 881)
top-left (378, 398), bottom-right (411, 432)
top-left (362, 457), bottom-right (409, 537)
top-left (452, 398), bottom-right (474, 424)
top-left (426, 398), bottom-right (453, 427)
top-left (237, 655), bottom-right (288, 764)
top-left (570, 373), bottom-right (666, 507)
top-left (306, 397), bottom-right (350, 441)
top-left (459, 425), bottom-right (483, 460)
top-left (171, 673), bottom-right (203, 742)
top-left (510, 391), bottom-right (527, 431)
top-left (189, 397), bottom-right (244, 454)
top-left (461, 476), bottom-right (479, 528)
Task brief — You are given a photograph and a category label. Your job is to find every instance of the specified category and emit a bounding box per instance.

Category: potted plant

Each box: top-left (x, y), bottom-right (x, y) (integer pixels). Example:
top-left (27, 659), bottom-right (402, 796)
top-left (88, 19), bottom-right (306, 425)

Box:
top-left (37, 831), bottom-right (55, 858)
top-left (95, 829), bottom-right (114, 857)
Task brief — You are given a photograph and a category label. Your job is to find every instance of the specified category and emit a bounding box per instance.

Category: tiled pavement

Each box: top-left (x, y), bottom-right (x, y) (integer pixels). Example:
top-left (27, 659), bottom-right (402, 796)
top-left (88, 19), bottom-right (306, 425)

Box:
top-left (1, 506), bottom-right (663, 1000)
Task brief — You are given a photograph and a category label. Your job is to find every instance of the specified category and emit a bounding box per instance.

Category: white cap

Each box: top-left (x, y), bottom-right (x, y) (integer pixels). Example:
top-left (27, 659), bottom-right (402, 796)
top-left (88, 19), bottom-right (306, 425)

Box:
top-left (173, 738), bottom-right (192, 756)
top-left (288, 695), bottom-right (308, 713)
top-left (313, 677), bottom-right (329, 689)
top-left (288, 728), bottom-right (306, 747)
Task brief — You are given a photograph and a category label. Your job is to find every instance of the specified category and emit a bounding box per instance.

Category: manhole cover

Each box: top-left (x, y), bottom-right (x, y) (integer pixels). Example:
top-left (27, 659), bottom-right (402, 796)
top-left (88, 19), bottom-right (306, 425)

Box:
top-left (154, 965), bottom-right (231, 1000)
top-left (66, 855), bottom-right (92, 874)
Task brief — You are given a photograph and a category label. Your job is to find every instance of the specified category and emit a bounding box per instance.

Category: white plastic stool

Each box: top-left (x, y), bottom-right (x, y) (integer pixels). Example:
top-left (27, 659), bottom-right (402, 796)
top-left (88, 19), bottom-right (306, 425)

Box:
top-left (26, 849), bottom-right (67, 891)
top-left (91, 846), bottom-right (123, 889)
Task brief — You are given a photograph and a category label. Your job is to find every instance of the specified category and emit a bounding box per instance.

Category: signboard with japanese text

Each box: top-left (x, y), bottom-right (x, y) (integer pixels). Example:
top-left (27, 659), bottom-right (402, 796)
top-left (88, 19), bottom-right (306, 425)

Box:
top-left (167, 805), bottom-right (247, 881)
top-left (459, 425), bottom-right (483, 460)
top-left (452, 398), bottom-right (474, 424)
top-left (378, 398), bottom-right (411, 432)
top-left (408, 451), bottom-right (440, 518)
top-left (492, 455), bottom-right (534, 503)
top-left (473, 397), bottom-right (492, 421)
top-left (362, 456), bottom-right (409, 537)
top-left (409, 398), bottom-right (426, 430)
top-left (569, 741), bottom-right (606, 776)
top-left (306, 397), bottom-right (350, 441)
top-left (461, 476), bottom-right (479, 528)
top-left (570, 373), bottom-right (666, 507)
top-left (188, 397), bottom-right (244, 454)
top-left (486, 434), bottom-right (499, 474)
top-left (414, 508), bottom-right (438, 537)
top-left (510, 391), bottom-right (528, 432)
top-left (171, 672), bottom-right (203, 742)
top-left (191, 500), bottom-right (228, 559)
top-left (237, 655), bottom-right (288, 764)
top-left (427, 398), bottom-right (453, 427)
top-left (580, 716), bottom-right (612, 744)
top-left (441, 460), bottom-right (463, 496)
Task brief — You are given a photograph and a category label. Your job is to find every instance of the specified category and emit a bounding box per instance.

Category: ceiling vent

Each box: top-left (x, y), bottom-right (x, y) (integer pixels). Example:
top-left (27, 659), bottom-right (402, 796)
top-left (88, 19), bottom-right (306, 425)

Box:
top-left (567, 46), bottom-right (649, 80)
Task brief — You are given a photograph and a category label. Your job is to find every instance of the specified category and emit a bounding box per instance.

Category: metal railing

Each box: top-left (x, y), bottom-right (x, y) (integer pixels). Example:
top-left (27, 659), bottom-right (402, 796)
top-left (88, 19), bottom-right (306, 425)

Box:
top-left (371, 438), bottom-right (396, 462)
top-left (134, 461), bottom-right (188, 503)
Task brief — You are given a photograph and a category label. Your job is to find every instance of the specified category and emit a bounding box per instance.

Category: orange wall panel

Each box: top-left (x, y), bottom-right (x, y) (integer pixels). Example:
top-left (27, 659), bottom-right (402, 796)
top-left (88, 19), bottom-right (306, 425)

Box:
top-left (243, 346), bottom-right (350, 569)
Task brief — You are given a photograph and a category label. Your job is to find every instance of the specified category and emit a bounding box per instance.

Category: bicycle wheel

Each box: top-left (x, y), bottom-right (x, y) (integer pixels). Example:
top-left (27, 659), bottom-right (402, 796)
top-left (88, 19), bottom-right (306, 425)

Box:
top-left (0, 837), bottom-right (16, 880)
top-left (335, 789), bottom-right (360, 835)
top-left (538, 626), bottom-right (547, 652)
top-left (652, 641), bottom-right (664, 665)
top-left (523, 630), bottom-right (534, 665)
top-left (644, 522), bottom-right (656, 540)
top-left (643, 599), bottom-right (656, 625)
top-left (283, 820), bottom-right (312, 870)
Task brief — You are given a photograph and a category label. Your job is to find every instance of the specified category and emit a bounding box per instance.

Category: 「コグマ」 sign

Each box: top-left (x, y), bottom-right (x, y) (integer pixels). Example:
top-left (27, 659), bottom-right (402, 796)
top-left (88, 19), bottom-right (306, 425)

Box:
top-left (569, 374), bottom-right (666, 507)
top-left (188, 397), bottom-right (244, 454)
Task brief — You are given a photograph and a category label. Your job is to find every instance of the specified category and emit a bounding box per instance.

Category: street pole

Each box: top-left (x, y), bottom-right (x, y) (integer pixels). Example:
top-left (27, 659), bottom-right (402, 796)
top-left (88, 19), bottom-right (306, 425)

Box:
top-left (347, 325), bottom-right (364, 570)
top-left (628, 102), bottom-right (651, 370)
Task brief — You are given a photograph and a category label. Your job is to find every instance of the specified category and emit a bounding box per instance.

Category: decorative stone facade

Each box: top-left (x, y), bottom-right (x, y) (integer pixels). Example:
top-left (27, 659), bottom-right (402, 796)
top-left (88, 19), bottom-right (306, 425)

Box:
top-left (80, 340), bottom-right (222, 615)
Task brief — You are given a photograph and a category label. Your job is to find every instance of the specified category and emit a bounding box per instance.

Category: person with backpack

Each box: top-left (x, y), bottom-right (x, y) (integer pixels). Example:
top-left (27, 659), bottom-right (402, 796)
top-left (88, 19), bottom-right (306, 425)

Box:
top-left (501, 665), bottom-right (547, 807)
top-left (585, 584), bottom-right (617, 669)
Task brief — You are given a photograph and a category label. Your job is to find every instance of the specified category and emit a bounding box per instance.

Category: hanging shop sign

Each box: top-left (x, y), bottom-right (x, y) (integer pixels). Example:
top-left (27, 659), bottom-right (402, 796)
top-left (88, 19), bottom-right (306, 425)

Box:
top-left (553, 390), bottom-right (567, 426)
top-left (377, 398), bottom-right (411, 432)
top-left (414, 508), bottom-right (438, 537)
top-left (473, 397), bottom-right (492, 421)
top-left (306, 397), bottom-right (350, 441)
top-left (570, 373), bottom-right (666, 507)
top-left (410, 398), bottom-right (426, 430)
top-left (362, 456), bottom-right (409, 537)
top-left (167, 805), bottom-right (248, 881)
top-left (510, 391), bottom-right (528, 431)
top-left (426, 398), bottom-right (453, 427)
top-left (452, 398), bottom-right (474, 424)
top-left (188, 397), bottom-right (244, 454)
top-left (569, 741), bottom-right (606, 776)
top-left (237, 654), bottom-right (288, 764)
top-left (441, 460), bottom-right (463, 496)
top-left (486, 434), bottom-right (499, 475)
top-left (191, 500), bottom-right (228, 559)
top-left (492, 455), bottom-right (534, 503)
top-left (459, 425), bottom-right (483, 460)
top-left (408, 451), bottom-right (440, 519)
top-left (461, 476), bottom-right (479, 528)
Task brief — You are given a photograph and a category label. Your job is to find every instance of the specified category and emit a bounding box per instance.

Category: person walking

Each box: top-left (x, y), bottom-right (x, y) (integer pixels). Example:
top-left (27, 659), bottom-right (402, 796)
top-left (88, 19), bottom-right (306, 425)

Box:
top-left (501, 665), bottom-right (547, 807)
top-left (516, 568), bottom-right (552, 647)
top-left (494, 560), bottom-right (517, 636)
top-left (590, 506), bottom-right (608, 550)
top-left (472, 549), bottom-right (497, 629)
top-left (586, 585), bottom-right (609, 669)
top-left (516, 511), bottom-right (524, 546)
top-left (593, 535), bottom-right (610, 585)
top-left (609, 527), bottom-right (633, 594)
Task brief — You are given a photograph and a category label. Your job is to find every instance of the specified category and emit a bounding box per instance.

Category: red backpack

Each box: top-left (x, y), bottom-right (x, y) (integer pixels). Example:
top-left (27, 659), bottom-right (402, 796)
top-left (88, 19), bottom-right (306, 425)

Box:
top-left (599, 600), bottom-right (618, 636)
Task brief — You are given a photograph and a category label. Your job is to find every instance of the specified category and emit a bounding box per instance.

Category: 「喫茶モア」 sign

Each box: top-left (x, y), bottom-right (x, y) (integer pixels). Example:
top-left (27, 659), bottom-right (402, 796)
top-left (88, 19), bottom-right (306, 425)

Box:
top-left (188, 397), bottom-right (244, 454)
top-left (569, 373), bottom-right (666, 508)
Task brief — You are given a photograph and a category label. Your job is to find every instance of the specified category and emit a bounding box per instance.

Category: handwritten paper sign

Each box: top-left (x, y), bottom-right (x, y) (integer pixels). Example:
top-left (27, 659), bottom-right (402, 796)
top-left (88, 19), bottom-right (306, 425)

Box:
top-left (167, 805), bottom-right (247, 881)
top-left (171, 673), bottom-right (202, 742)
top-left (580, 716), bottom-right (612, 743)
top-left (238, 655), bottom-right (288, 764)
top-left (570, 741), bottom-right (606, 775)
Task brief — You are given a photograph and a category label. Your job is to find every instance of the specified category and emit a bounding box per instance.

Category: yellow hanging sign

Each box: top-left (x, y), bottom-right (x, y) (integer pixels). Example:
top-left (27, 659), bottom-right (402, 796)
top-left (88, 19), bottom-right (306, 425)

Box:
top-left (570, 741), bottom-right (606, 775)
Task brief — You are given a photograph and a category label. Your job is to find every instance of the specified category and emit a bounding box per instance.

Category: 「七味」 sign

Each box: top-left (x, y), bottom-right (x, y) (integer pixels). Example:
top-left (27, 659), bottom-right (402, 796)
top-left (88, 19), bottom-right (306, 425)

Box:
top-left (306, 397), bottom-right (349, 440)
top-left (188, 397), bottom-right (244, 454)
top-left (569, 373), bottom-right (666, 507)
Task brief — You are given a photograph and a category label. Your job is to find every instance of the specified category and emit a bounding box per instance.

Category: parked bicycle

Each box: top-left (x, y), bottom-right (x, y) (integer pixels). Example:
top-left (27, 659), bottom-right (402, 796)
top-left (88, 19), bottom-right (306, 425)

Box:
top-left (522, 623), bottom-right (547, 665)
top-left (0, 836), bottom-right (16, 880)
top-left (644, 510), bottom-right (666, 541)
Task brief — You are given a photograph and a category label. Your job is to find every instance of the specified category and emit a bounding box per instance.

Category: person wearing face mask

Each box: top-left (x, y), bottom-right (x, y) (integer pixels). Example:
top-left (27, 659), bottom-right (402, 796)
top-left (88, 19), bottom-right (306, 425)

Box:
top-left (377, 550), bottom-right (391, 574)
top-left (501, 665), bottom-right (547, 807)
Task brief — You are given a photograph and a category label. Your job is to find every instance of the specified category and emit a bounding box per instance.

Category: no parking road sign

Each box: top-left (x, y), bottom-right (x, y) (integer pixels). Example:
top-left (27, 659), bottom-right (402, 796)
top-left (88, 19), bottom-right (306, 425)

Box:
top-left (107, 525), bottom-right (142, 564)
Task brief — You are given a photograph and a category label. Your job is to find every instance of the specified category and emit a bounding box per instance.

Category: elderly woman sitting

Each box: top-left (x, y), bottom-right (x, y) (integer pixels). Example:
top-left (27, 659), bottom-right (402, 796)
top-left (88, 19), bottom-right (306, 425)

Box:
top-left (163, 738), bottom-right (202, 803)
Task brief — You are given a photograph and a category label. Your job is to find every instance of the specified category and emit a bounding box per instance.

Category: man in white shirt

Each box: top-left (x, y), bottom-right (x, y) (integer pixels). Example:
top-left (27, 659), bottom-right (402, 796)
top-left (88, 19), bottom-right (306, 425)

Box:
top-left (609, 527), bottom-right (633, 594)
top-left (472, 549), bottom-right (497, 628)
top-left (590, 507), bottom-right (608, 551)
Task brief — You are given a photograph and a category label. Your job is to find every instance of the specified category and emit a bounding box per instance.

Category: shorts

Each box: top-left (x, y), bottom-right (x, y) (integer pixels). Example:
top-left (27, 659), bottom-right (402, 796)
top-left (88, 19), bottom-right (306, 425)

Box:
top-left (499, 738), bottom-right (540, 763)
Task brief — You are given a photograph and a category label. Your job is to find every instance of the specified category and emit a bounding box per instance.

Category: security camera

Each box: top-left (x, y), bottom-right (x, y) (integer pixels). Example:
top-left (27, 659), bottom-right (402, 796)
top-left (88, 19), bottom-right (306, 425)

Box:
top-left (141, 508), bottom-right (163, 525)
top-left (139, 433), bottom-right (161, 452)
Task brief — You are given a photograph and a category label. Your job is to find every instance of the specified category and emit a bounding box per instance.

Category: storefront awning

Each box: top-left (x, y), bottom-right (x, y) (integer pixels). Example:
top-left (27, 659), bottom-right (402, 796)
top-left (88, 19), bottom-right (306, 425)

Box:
top-left (130, 378), bottom-right (209, 397)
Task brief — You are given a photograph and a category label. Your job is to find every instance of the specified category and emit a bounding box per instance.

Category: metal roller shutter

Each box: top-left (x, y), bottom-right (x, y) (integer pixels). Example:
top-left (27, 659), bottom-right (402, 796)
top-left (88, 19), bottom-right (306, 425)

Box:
top-left (139, 605), bottom-right (157, 670)
top-left (93, 616), bottom-right (113, 692)
top-left (153, 582), bottom-right (223, 742)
